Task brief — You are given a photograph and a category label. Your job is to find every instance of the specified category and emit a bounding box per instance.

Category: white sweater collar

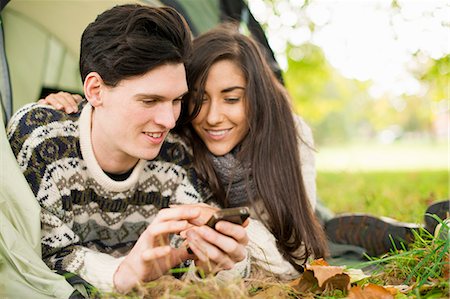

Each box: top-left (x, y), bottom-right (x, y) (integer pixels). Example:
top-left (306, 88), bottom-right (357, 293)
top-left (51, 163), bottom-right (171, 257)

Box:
top-left (79, 103), bottom-right (147, 193)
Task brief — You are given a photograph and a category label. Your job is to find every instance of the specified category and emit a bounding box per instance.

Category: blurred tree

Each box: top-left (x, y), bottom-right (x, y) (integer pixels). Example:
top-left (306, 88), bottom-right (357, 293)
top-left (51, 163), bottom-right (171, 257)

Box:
top-left (285, 43), bottom-right (373, 144)
top-left (422, 54), bottom-right (450, 103)
top-left (249, 0), bottom-right (449, 145)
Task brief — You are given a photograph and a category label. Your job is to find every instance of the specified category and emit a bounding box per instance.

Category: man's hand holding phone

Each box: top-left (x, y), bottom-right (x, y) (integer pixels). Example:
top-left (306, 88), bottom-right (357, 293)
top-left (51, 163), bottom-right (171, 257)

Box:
top-left (181, 206), bottom-right (250, 275)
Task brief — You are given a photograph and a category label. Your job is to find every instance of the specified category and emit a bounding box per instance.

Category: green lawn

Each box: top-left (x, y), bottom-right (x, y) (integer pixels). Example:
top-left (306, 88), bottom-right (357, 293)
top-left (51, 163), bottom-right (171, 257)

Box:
top-left (315, 142), bottom-right (448, 223)
top-left (317, 170), bottom-right (448, 223)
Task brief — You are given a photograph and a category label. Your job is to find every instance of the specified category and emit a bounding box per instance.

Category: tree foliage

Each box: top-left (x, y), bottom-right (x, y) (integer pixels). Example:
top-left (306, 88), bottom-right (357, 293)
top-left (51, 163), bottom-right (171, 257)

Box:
top-left (251, 0), bottom-right (449, 145)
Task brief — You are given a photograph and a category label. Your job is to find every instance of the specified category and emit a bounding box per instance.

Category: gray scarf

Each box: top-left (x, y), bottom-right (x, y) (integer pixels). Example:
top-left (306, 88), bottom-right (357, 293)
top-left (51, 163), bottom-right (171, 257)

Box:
top-left (209, 149), bottom-right (255, 207)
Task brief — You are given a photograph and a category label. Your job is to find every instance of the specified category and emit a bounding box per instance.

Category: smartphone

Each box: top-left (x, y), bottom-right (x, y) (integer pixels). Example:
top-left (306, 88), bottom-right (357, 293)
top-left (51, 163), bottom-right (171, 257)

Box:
top-left (206, 207), bottom-right (250, 229)
top-left (185, 207), bottom-right (250, 254)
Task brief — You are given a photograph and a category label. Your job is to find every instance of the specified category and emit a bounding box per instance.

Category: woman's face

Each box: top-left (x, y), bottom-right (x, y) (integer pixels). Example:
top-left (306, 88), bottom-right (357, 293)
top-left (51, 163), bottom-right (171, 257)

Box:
top-left (191, 59), bottom-right (249, 156)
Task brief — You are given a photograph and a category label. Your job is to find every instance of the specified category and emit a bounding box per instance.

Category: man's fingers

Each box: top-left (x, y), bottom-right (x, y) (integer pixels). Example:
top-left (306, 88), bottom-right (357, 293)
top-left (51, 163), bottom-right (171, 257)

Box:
top-left (141, 246), bottom-right (171, 262)
top-left (191, 225), bottom-right (247, 262)
top-left (242, 218), bottom-right (250, 228)
top-left (186, 230), bottom-right (229, 263)
top-left (153, 206), bottom-right (200, 223)
top-left (186, 230), bottom-right (234, 270)
top-left (170, 204), bottom-right (218, 226)
top-left (184, 236), bottom-right (207, 260)
top-left (144, 219), bottom-right (190, 239)
top-left (215, 221), bottom-right (249, 245)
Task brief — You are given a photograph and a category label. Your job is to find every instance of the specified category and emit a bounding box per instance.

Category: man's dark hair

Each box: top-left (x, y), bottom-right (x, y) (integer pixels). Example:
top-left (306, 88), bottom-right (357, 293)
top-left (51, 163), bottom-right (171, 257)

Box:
top-left (79, 4), bottom-right (192, 86)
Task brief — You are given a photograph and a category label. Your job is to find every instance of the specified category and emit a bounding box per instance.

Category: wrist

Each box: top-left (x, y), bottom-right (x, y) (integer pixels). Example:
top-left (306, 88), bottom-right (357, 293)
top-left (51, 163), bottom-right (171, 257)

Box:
top-left (113, 260), bottom-right (138, 294)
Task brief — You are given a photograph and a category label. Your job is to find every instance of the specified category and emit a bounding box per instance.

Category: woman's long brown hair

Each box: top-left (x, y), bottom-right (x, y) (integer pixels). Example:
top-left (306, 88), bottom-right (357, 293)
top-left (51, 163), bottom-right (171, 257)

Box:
top-left (176, 24), bottom-right (328, 270)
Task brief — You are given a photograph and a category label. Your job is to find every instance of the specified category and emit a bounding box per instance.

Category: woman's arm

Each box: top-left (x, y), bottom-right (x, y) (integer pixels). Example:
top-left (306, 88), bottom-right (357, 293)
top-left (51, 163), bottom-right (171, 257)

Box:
top-left (294, 114), bottom-right (317, 209)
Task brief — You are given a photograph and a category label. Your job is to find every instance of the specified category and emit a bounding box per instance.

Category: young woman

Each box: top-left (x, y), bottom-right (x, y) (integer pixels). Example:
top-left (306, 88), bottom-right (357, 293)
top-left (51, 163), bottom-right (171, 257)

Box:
top-left (40, 24), bottom-right (328, 280)
top-left (178, 25), bottom-right (328, 275)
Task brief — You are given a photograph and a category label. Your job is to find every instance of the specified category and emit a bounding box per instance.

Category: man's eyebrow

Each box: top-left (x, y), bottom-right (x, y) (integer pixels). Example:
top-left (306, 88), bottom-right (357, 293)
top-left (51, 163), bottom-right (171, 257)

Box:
top-left (221, 86), bottom-right (245, 93)
top-left (135, 91), bottom-right (188, 100)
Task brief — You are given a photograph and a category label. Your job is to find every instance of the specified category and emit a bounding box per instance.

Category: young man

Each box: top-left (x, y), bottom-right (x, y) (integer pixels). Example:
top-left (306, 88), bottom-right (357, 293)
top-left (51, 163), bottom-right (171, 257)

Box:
top-left (7, 4), bottom-right (248, 294)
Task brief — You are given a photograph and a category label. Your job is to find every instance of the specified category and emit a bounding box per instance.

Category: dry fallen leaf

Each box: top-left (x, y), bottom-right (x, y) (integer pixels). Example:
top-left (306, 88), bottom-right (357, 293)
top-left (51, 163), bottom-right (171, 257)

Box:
top-left (306, 264), bottom-right (345, 287)
top-left (290, 261), bottom-right (350, 293)
top-left (348, 283), bottom-right (394, 299)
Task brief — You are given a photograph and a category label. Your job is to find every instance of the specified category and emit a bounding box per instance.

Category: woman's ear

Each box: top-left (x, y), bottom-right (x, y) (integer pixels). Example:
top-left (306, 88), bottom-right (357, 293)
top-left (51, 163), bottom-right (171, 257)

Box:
top-left (84, 72), bottom-right (104, 107)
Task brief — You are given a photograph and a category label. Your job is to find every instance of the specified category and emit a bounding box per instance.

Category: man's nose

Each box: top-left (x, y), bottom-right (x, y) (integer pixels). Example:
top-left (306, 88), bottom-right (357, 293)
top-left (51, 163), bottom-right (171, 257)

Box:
top-left (154, 102), bottom-right (177, 129)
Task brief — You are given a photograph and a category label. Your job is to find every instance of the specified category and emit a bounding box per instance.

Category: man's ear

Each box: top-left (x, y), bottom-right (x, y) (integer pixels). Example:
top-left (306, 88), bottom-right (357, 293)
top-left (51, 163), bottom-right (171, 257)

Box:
top-left (84, 72), bottom-right (104, 107)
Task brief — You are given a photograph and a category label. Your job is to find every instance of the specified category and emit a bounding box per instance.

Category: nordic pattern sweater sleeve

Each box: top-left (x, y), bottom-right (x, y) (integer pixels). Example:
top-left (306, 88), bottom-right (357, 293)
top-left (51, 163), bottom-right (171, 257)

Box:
top-left (6, 103), bottom-right (210, 292)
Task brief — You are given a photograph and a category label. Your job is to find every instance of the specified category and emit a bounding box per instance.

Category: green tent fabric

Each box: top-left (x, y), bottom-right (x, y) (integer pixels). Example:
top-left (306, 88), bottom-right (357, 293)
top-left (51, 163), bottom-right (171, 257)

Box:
top-left (0, 106), bottom-right (74, 298)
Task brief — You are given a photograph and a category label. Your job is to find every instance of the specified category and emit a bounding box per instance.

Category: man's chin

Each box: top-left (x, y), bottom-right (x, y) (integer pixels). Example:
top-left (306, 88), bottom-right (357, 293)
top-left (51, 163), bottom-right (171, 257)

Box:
top-left (138, 148), bottom-right (162, 161)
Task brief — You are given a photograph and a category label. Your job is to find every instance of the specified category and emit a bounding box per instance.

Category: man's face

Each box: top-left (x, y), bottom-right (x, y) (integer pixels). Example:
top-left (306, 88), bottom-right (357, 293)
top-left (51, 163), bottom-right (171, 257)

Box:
top-left (91, 63), bottom-right (187, 172)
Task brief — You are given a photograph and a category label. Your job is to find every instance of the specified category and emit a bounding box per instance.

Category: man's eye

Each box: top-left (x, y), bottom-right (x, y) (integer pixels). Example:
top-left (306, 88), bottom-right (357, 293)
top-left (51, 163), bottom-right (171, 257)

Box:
top-left (142, 100), bottom-right (155, 105)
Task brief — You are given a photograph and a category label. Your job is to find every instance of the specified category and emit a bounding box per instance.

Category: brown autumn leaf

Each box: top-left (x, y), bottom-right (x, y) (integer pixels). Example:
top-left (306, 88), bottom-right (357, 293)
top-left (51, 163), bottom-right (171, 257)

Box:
top-left (290, 261), bottom-right (350, 293)
top-left (348, 283), bottom-right (394, 299)
top-left (290, 270), bottom-right (319, 293)
top-left (306, 264), bottom-right (345, 287)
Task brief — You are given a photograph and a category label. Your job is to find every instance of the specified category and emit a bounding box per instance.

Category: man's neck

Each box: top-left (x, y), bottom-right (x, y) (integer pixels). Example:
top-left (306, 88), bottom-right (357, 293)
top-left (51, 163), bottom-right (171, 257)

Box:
top-left (89, 109), bottom-right (139, 175)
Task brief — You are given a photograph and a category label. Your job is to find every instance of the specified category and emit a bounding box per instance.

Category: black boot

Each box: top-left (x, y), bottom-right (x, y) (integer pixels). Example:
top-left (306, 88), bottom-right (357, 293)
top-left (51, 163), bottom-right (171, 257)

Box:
top-left (424, 200), bottom-right (450, 233)
top-left (325, 214), bottom-right (420, 257)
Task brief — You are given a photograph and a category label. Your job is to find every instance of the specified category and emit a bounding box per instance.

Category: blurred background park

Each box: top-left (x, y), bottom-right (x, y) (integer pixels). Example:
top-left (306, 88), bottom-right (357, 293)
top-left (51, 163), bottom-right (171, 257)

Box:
top-left (248, 0), bottom-right (448, 222)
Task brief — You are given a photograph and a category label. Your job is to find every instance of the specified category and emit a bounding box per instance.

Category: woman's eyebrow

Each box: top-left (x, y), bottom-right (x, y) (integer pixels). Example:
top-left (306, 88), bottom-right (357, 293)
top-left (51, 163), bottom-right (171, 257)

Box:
top-left (221, 86), bottom-right (245, 93)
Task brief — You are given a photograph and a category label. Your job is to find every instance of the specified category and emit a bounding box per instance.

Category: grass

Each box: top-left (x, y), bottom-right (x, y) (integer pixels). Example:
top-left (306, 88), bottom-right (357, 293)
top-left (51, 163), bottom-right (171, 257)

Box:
top-left (357, 217), bottom-right (449, 298)
top-left (316, 141), bottom-right (448, 222)
top-left (316, 170), bottom-right (448, 223)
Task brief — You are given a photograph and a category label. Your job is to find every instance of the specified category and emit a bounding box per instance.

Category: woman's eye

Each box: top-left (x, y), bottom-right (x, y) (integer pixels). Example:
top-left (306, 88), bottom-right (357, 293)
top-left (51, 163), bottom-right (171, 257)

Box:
top-left (225, 97), bottom-right (240, 103)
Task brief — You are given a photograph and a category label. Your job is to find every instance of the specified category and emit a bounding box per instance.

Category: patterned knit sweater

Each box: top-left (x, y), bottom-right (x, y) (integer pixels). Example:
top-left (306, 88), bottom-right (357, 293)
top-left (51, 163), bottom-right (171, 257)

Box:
top-left (6, 103), bottom-right (219, 291)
